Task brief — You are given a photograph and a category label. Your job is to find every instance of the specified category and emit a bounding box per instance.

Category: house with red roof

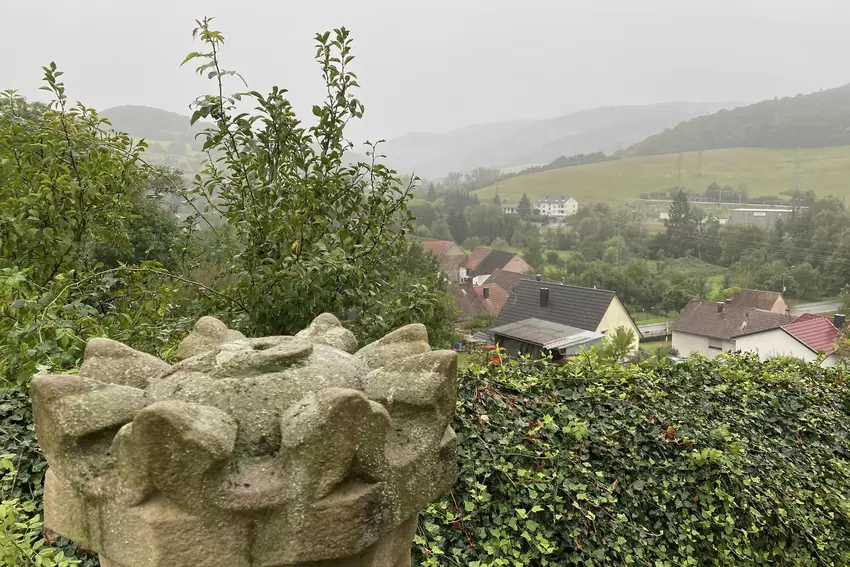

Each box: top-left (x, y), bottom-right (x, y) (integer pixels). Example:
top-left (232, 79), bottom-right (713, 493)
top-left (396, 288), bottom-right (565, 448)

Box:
top-left (414, 238), bottom-right (468, 282)
top-left (735, 314), bottom-right (844, 367)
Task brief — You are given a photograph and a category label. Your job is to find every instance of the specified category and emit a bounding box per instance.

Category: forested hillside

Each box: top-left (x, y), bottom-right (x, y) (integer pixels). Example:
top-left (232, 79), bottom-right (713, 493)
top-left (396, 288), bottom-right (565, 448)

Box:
top-left (626, 83), bottom-right (850, 156)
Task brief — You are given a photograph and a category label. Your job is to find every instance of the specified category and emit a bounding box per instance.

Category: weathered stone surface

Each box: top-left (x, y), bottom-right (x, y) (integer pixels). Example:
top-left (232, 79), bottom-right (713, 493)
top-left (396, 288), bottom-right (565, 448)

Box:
top-left (174, 316), bottom-right (246, 360)
top-left (80, 338), bottom-right (171, 389)
top-left (355, 323), bottom-right (431, 369)
top-left (32, 314), bottom-right (457, 567)
top-left (296, 312), bottom-right (358, 353)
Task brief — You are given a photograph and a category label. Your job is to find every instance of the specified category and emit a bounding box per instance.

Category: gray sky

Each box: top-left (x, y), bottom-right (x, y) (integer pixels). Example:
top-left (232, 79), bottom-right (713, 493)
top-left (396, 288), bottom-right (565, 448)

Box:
top-left (3, 0), bottom-right (850, 142)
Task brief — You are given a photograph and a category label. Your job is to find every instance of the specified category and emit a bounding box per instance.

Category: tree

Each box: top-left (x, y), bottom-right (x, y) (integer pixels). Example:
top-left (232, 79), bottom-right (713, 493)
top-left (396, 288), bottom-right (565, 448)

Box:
top-left (431, 218), bottom-right (452, 241)
top-left (518, 193), bottom-right (532, 218)
top-left (408, 199), bottom-right (437, 228)
top-left (184, 20), bottom-right (419, 335)
top-left (663, 191), bottom-right (696, 257)
top-left (425, 183), bottom-right (437, 202)
top-left (492, 193), bottom-right (501, 205)
top-left (523, 234), bottom-right (544, 270)
top-left (446, 211), bottom-right (468, 244)
top-left (0, 69), bottom-right (148, 286)
top-left (464, 202), bottom-right (503, 242)
top-left (598, 327), bottom-right (636, 361)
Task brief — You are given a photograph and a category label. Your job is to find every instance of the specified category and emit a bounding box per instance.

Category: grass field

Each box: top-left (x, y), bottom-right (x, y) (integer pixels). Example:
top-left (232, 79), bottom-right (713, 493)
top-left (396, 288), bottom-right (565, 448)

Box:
top-left (475, 146), bottom-right (850, 205)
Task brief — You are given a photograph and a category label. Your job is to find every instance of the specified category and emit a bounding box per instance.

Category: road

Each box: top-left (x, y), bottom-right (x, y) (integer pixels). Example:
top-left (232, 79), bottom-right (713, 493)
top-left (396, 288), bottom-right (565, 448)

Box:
top-left (638, 300), bottom-right (842, 339)
top-left (790, 300), bottom-right (841, 315)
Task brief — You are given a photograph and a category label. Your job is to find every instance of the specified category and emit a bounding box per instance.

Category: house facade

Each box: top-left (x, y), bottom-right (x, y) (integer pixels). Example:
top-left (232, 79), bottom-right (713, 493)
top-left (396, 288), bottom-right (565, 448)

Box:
top-left (501, 202), bottom-right (520, 215)
top-left (671, 300), bottom-right (793, 358)
top-left (534, 196), bottom-right (578, 218)
top-left (734, 314), bottom-right (841, 366)
top-left (494, 278), bottom-right (640, 353)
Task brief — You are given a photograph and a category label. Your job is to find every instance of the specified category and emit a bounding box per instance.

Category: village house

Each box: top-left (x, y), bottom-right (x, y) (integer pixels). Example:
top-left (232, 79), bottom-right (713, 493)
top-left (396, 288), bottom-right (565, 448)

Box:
top-left (463, 248), bottom-right (534, 285)
top-left (415, 238), bottom-right (468, 282)
top-left (727, 288), bottom-right (789, 314)
top-left (450, 281), bottom-right (490, 322)
top-left (733, 314), bottom-right (843, 366)
top-left (500, 202), bottom-right (520, 215)
top-left (492, 277), bottom-right (640, 357)
top-left (473, 269), bottom-right (525, 316)
top-left (671, 300), bottom-right (794, 358)
top-left (534, 196), bottom-right (578, 218)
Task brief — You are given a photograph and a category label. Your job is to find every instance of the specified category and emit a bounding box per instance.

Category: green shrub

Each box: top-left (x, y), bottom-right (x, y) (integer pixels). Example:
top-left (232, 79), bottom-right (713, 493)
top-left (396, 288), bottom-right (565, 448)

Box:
top-left (417, 353), bottom-right (850, 566)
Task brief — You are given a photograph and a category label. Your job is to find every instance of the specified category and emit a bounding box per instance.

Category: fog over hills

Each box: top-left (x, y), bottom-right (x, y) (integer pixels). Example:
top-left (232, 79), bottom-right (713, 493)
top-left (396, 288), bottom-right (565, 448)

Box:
top-left (378, 101), bottom-right (742, 178)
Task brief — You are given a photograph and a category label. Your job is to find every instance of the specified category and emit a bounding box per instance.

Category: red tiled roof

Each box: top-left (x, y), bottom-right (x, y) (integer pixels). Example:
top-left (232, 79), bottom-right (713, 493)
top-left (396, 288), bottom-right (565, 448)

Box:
top-left (782, 315), bottom-right (839, 354)
top-left (451, 282), bottom-right (489, 320)
top-left (474, 283), bottom-right (510, 315)
top-left (421, 240), bottom-right (457, 257)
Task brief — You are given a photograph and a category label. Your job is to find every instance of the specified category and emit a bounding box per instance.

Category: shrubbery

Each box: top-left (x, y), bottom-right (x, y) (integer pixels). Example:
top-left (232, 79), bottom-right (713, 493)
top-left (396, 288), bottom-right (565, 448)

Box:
top-left (417, 352), bottom-right (850, 566)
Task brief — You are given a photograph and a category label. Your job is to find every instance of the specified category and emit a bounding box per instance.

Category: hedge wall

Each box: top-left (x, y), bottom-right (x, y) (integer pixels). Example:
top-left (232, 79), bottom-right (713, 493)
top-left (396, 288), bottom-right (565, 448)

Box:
top-left (415, 353), bottom-right (850, 566)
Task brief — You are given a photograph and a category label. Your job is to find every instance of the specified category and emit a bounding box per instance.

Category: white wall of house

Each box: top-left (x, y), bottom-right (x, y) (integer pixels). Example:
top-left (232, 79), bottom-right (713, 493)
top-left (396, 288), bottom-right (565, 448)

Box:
top-left (735, 329), bottom-right (837, 366)
top-left (565, 198), bottom-right (578, 216)
top-left (596, 297), bottom-right (640, 353)
top-left (672, 331), bottom-right (735, 358)
top-left (471, 274), bottom-right (489, 286)
top-left (734, 330), bottom-right (815, 362)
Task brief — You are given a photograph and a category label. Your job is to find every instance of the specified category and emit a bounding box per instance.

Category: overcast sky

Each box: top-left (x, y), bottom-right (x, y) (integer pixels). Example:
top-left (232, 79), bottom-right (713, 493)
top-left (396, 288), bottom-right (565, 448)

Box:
top-left (2, 0), bottom-right (850, 141)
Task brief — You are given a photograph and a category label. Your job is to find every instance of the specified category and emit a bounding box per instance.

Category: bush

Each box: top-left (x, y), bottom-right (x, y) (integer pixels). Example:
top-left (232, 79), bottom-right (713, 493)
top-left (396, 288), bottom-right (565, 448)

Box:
top-left (416, 352), bottom-right (850, 566)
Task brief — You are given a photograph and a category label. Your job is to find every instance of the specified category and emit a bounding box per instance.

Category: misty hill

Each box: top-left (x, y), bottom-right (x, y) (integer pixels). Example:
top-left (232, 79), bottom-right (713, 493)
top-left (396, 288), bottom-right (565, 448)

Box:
top-left (101, 105), bottom-right (368, 168)
top-left (102, 105), bottom-right (210, 145)
top-left (626, 84), bottom-right (850, 156)
top-left (380, 101), bottom-right (740, 178)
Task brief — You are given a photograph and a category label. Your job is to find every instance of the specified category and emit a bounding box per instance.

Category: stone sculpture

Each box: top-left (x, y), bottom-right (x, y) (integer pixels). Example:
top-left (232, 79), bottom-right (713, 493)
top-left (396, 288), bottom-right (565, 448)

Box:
top-left (31, 314), bottom-right (457, 567)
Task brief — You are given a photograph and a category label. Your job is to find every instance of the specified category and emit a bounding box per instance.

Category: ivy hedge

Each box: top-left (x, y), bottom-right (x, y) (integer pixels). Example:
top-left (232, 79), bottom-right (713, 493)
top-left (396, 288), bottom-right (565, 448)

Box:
top-left (416, 353), bottom-right (850, 566)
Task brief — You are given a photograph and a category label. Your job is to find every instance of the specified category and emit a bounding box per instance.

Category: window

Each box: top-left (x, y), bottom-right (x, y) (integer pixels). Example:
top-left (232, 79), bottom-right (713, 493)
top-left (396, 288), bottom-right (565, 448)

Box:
top-left (708, 338), bottom-right (723, 350)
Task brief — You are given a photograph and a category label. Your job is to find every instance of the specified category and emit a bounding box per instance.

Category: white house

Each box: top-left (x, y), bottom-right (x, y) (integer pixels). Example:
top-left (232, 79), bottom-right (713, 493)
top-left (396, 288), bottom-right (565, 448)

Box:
top-left (734, 314), bottom-right (842, 367)
top-left (671, 300), bottom-right (793, 358)
top-left (534, 196), bottom-right (578, 218)
top-left (501, 202), bottom-right (520, 215)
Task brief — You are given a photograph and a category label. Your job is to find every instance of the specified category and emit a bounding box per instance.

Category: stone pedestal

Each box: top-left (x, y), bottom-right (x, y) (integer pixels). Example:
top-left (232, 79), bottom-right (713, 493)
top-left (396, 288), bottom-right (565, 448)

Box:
top-left (31, 315), bottom-right (457, 567)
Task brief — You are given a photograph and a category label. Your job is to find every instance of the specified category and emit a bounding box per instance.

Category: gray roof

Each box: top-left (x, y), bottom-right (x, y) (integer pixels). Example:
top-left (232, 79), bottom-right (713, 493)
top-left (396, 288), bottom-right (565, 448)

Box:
top-left (494, 279), bottom-right (616, 332)
top-left (492, 318), bottom-right (602, 349)
top-left (671, 300), bottom-right (793, 340)
top-left (469, 249), bottom-right (521, 277)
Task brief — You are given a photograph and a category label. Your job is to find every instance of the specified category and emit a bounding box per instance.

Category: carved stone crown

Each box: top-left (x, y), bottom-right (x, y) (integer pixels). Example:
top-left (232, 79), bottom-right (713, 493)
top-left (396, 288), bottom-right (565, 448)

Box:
top-left (31, 314), bottom-right (457, 567)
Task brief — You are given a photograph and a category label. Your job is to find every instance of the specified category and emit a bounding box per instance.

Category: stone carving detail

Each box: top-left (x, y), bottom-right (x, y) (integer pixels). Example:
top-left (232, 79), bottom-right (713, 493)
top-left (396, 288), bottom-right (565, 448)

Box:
top-left (32, 314), bottom-right (457, 567)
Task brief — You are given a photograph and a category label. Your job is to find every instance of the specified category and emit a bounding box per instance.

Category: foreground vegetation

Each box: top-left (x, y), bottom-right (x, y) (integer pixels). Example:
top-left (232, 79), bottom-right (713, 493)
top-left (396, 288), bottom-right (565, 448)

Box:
top-left (0, 19), bottom-right (458, 566)
top-left (417, 352), bottom-right (850, 566)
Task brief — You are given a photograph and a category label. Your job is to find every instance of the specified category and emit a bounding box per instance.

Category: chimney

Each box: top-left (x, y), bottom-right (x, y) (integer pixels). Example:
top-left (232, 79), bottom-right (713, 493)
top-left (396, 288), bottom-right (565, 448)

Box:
top-left (483, 287), bottom-right (490, 300)
top-left (725, 298), bottom-right (732, 304)
top-left (540, 288), bottom-right (550, 307)
top-left (717, 302), bottom-right (724, 313)
top-left (536, 274), bottom-right (542, 281)
top-left (834, 314), bottom-right (846, 329)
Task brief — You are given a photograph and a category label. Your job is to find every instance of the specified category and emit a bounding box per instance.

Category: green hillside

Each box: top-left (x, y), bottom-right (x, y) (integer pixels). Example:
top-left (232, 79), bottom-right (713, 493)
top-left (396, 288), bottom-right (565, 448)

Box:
top-left (475, 146), bottom-right (850, 205)
top-left (625, 83), bottom-right (850, 156)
